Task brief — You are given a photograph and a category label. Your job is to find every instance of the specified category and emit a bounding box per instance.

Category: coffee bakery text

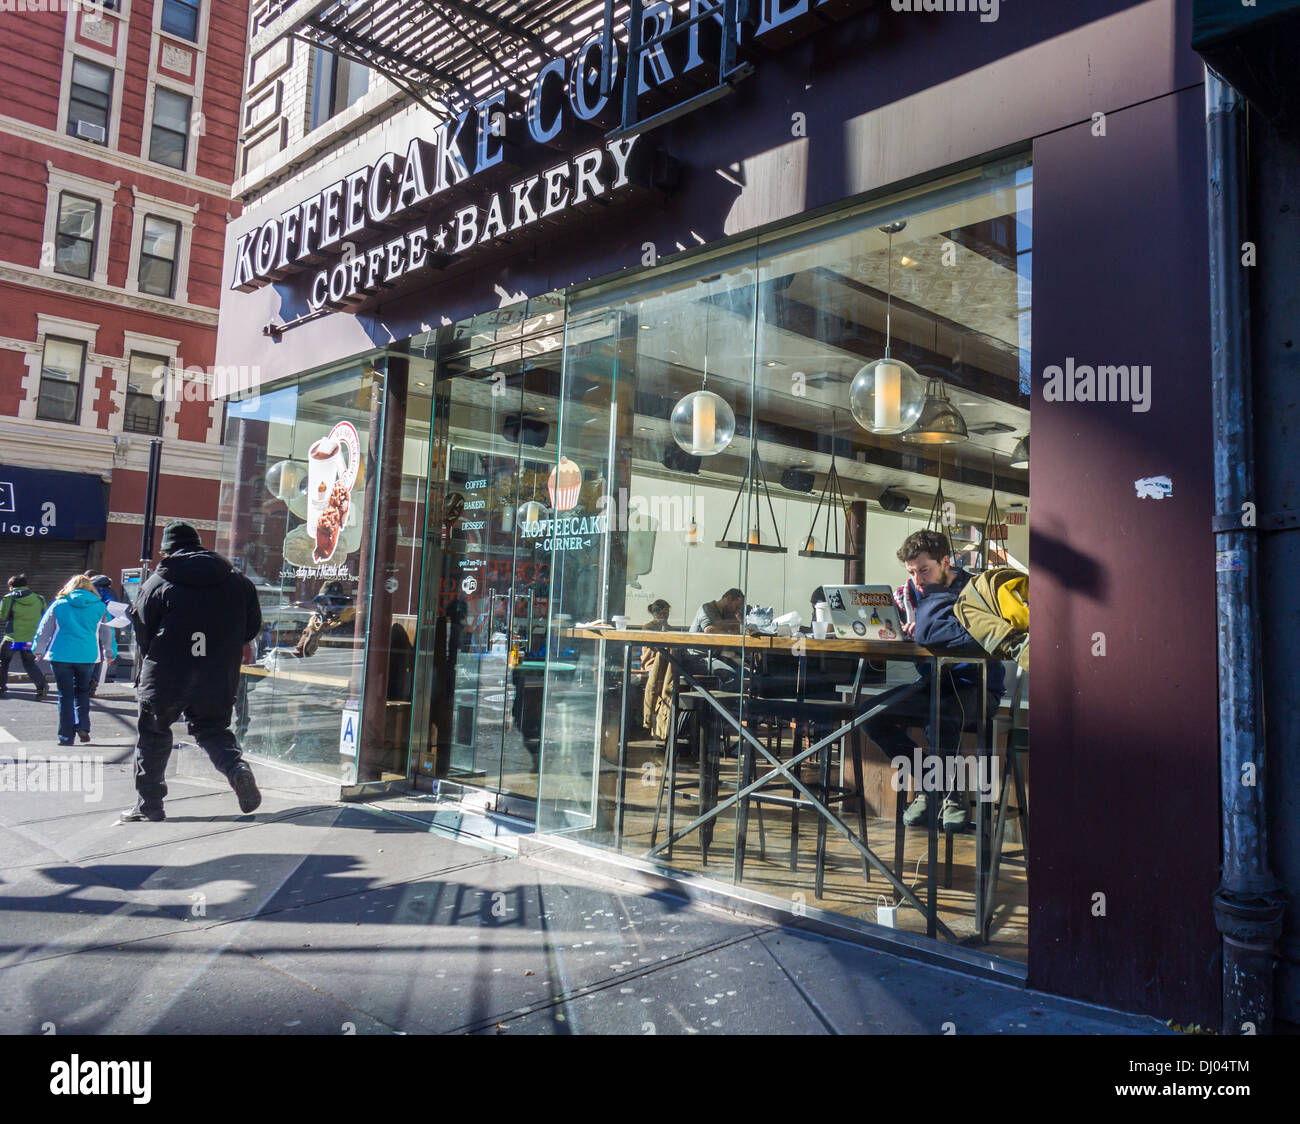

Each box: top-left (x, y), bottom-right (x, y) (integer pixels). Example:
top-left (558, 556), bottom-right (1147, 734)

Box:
top-left (231, 135), bottom-right (640, 311)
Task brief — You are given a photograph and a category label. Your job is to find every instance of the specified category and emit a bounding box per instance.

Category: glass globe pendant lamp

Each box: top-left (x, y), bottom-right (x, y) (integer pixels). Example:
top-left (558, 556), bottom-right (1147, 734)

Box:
top-left (849, 221), bottom-right (926, 435)
top-left (671, 311), bottom-right (734, 457)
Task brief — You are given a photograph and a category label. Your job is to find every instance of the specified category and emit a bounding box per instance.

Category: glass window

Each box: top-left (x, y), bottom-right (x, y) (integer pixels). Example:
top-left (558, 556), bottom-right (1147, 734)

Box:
top-left (309, 46), bottom-right (369, 132)
top-left (149, 87), bottom-right (191, 169)
top-left (536, 157), bottom-right (1033, 958)
top-left (138, 215), bottom-right (180, 297)
top-left (217, 361), bottom-right (385, 784)
top-left (66, 57), bottom-right (112, 144)
top-left (160, 0), bottom-right (200, 41)
top-left (37, 337), bottom-right (85, 423)
top-left (55, 193), bottom-right (99, 279)
top-left (124, 353), bottom-right (167, 435)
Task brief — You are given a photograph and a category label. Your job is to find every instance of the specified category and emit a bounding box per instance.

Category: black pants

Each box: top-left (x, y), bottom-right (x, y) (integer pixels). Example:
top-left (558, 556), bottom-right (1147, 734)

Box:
top-left (0, 640), bottom-right (46, 691)
top-left (863, 670), bottom-right (995, 795)
top-left (134, 697), bottom-right (245, 813)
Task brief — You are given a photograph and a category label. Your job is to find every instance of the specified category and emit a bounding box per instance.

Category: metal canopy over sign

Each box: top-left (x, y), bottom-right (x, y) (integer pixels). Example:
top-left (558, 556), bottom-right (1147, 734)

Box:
top-left (0, 464), bottom-right (107, 542)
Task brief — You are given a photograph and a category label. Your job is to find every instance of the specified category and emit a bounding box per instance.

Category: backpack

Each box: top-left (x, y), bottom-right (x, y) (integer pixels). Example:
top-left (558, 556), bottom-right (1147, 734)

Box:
top-left (954, 567), bottom-right (1029, 670)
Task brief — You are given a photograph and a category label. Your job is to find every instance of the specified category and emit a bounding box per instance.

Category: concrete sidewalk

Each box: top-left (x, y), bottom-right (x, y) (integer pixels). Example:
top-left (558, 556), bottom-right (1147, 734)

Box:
top-left (0, 735), bottom-right (1170, 1035)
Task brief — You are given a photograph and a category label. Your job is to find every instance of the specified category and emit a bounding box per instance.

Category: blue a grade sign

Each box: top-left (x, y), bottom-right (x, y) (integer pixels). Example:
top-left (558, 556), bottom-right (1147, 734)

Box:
top-left (0, 464), bottom-right (106, 541)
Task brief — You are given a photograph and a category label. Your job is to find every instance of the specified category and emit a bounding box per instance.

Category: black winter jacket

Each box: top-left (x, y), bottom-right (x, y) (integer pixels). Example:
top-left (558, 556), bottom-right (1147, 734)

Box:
top-left (128, 550), bottom-right (261, 708)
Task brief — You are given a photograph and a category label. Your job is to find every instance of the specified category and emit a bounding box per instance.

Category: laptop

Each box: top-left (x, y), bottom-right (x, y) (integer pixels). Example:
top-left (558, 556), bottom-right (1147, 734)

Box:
top-left (822, 584), bottom-right (905, 641)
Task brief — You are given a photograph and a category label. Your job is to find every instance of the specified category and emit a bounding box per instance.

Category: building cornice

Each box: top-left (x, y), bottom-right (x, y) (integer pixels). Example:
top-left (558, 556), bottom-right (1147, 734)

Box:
top-left (0, 112), bottom-right (235, 200)
top-left (0, 263), bottom-right (220, 327)
top-left (0, 421), bottom-right (225, 480)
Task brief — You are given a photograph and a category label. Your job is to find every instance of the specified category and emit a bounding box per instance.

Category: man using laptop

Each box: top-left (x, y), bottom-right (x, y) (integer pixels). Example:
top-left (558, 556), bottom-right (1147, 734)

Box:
top-left (684, 587), bottom-right (744, 687)
top-left (863, 530), bottom-right (1004, 830)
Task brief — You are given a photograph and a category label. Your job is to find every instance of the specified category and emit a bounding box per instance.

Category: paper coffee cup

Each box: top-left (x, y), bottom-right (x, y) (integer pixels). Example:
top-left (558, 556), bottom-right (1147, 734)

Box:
top-left (812, 620), bottom-right (829, 639)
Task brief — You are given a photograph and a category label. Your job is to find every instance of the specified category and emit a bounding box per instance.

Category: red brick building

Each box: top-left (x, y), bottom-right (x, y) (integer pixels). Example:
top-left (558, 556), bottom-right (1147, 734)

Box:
top-left (0, 0), bottom-right (248, 599)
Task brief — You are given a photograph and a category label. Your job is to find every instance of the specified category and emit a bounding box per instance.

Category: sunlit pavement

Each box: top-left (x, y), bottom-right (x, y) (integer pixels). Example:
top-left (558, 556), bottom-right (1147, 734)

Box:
top-left (0, 684), bottom-right (1169, 1035)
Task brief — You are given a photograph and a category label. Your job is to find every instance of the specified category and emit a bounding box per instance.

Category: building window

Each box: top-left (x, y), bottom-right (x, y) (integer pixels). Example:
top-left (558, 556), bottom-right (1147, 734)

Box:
top-left (160, 0), bottom-right (200, 41)
top-left (66, 57), bottom-right (113, 145)
top-left (125, 353), bottom-right (167, 435)
top-left (149, 88), bottom-right (191, 169)
top-left (54, 193), bottom-right (99, 280)
top-left (138, 215), bottom-right (181, 297)
top-left (37, 337), bottom-right (86, 423)
top-left (309, 47), bottom-right (369, 131)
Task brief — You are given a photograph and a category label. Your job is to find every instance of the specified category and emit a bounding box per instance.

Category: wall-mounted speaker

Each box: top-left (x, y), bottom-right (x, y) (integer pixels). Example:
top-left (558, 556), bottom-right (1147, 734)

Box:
top-left (780, 467), bottom-right (815, 493)
top-left (661, 445), bottom-right (701, 474)
top-left (879, 488), bottom-right (910, 513)
top-left (503, 415), bottom-right (550, 447)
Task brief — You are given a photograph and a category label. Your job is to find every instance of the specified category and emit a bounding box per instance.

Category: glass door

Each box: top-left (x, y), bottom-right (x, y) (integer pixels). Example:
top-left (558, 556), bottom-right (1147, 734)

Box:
top-left (415, 298), bottom-right (565, 816)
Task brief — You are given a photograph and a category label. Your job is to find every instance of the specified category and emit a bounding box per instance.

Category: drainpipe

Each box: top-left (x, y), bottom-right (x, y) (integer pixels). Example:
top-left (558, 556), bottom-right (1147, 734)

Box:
top-left (1205, 67), bottom-right (1284, 1035)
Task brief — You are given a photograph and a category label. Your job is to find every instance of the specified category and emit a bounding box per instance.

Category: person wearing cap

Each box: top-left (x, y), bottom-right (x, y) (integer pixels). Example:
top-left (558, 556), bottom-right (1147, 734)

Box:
top-left (83, 572), bottom-right (119, 695)
top-left (123, 521), bottom-right (263, 822)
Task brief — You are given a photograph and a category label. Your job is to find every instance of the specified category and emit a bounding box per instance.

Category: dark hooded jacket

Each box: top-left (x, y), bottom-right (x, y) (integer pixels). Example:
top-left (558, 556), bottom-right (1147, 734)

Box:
top-left (128, 549), bottom-right (261, 708)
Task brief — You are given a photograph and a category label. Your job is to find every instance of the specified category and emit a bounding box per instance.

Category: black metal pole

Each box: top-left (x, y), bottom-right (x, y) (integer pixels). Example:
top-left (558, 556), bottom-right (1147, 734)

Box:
top-left (1205, 68), bottom-right (1284, 1035)
top-left (140, 438), bottom-right (163, 568)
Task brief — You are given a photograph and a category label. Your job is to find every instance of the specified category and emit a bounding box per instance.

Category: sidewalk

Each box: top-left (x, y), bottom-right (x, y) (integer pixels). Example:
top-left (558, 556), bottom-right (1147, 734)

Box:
top-left (0, 730), bottom-right (1171, 1035)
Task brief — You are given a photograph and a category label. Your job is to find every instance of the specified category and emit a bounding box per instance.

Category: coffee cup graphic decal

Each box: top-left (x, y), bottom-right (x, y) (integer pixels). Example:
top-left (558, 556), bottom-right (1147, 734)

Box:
top-left (308, 421), bottom-right (360, 563)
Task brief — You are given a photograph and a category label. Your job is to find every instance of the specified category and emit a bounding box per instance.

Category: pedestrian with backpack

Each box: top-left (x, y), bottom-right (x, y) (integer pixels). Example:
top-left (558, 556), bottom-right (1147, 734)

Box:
top-left (31, 575), bottom-right (108, 744)
top-left (0, 574), bottom-right (49, 700)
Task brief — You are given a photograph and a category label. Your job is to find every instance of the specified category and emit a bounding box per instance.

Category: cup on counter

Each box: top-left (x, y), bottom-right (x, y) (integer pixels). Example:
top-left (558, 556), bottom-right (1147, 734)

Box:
top-left (812, 620), bottom-right (830, 640)
top-left (611, 615), bottom-right (629, 630)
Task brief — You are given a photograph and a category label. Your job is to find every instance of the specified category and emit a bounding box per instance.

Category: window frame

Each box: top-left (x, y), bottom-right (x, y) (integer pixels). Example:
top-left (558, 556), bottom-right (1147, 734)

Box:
top-left (148, 85), bottom-right (192, 169)
top-left (36, 336), bottom-right (87, 425)
top-left (66, 55), bottom-right (113, 145)
top-left (123, 351), bottom-right (169, 436)
top-left (54, 191), bottom-right (100, 281)
top-left (160, 0), bottom-right (201, 43)
top-left (137, 213), bottom-right (182, 298)
top-left (309, 46), bottom-right (369, 133)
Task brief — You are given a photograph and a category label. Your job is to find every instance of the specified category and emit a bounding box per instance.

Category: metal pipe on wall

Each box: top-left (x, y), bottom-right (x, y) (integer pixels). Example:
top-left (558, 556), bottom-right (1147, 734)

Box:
top-left (1205, 67), bottom-right (1285, 1035)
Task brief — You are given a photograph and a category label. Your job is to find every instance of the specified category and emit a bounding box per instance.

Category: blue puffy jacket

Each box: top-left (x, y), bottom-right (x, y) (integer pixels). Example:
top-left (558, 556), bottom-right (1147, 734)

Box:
top-left (35, 589), bottom-right (108, 664)
top-left (914, 567), bottom-right (1006, 698)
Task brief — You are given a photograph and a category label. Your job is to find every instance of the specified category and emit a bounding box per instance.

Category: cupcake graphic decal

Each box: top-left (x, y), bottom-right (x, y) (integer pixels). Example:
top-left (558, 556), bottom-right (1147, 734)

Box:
top-left (548, 456), bottom-right (582, 512)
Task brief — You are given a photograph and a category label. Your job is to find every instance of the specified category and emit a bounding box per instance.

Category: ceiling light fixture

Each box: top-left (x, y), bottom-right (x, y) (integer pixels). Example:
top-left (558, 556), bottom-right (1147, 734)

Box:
top-left (849, 221), bottom-right (925, 435)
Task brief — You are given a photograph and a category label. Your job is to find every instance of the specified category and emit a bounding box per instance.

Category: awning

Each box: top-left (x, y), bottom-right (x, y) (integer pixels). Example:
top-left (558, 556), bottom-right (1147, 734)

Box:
top-left (281, 0), bottom-right (619, 117)
top-left (0, 464), bottom-right (107, 541)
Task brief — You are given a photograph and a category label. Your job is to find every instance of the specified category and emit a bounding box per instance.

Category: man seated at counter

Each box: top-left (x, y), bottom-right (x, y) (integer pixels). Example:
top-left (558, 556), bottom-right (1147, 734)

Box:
top-left (684, 587), bottom-right (744, 688)
top-left (690, 588), bottom-right (744, 634)
top-left (863, 530), bottom-right (1004, 831)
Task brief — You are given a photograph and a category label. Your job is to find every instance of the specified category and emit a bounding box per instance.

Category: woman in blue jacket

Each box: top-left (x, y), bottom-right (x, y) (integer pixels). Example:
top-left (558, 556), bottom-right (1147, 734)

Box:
top-left (34, 575), bottom-right (108, 745)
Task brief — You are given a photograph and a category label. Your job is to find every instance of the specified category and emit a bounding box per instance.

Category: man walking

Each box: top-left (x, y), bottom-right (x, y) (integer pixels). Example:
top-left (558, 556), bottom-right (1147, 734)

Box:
top-left (0, 574), bottom-right (48, 700)
top-left (122, 521), bottom-right (263, 822)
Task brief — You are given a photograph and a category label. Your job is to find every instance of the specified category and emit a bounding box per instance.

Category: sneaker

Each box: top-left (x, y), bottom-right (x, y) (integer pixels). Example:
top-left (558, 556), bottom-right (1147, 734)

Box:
top-left (119, 806), bottom-right (165, 822)
top-left (229, 765), bottom-right (262, 814)
top-left (902, 793), bottom-right (928, 826)
top-left (77, 731), bottom-right (90, 744)
top-left (941, 794), bottom-right (970, 832)
top-left (34, 686), bottom-right (47, 702)
top-left (57, 737), bottom-right (74, 746)
top-left (0, 686), bottom-right (6, 697)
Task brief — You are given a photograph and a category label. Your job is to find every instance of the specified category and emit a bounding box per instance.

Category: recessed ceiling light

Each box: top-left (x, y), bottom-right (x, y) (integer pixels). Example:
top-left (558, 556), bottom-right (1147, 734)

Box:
top-left (415, 381), bottom-right (427, 387)
top-left (900, 255), bottom-right (917, 266)
top-left (766, 361), bottom-right (779, 367)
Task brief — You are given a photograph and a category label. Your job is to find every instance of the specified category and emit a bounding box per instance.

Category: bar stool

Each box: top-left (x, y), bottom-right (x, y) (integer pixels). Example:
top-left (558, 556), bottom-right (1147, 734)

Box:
top-left (983, 665), bottom-right (1029, 940)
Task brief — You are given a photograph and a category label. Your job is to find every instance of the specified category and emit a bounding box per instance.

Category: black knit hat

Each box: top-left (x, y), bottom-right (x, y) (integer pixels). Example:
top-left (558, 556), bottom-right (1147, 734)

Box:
top-left (160, 520), bottom-right (203, 554)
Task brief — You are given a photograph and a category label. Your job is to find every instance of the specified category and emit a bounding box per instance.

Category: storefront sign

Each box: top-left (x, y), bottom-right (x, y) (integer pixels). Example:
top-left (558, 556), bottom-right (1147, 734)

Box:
top-left (0, 464), bottom-right (106, 541)
top-left (520, 514), bottom-right (608, 552)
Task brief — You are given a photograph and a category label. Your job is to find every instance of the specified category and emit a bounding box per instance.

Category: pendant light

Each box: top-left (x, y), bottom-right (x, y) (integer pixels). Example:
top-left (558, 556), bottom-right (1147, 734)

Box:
top-left (670, 295), bottom-right (735, 456)
top-left (1009, 433), bottom-right (1029, 469)
top-left (925, 453), bottom-right (950, 534)
top-left (850, 221), bottom-right (925, 435)
top-left (902, 377), bottom-right (969, 444)
top-left (716, 444), bottom-right (787, 554)
top-left (516, 466), bottom-right (549, 527)
top-left (978, 457), bottom-right (1010, 571)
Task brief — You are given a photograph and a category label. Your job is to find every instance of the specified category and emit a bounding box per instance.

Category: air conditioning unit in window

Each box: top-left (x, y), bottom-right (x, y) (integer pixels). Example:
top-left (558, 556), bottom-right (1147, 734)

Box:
top-left (76, 121), bottom-right (106, 144)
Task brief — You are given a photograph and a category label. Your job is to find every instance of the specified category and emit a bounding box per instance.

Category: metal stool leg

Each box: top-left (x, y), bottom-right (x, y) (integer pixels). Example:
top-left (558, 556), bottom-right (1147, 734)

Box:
top-left (815, 727), bottom-right (832, 899)
top-left (789, 721), bottom-right (801, 872)
top-left (851, 735), bottom-right (870, 879)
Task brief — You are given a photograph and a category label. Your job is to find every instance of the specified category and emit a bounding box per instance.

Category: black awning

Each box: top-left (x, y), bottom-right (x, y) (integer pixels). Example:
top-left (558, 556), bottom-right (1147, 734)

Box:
top-left (288, 0), bottom-right (619, 117)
